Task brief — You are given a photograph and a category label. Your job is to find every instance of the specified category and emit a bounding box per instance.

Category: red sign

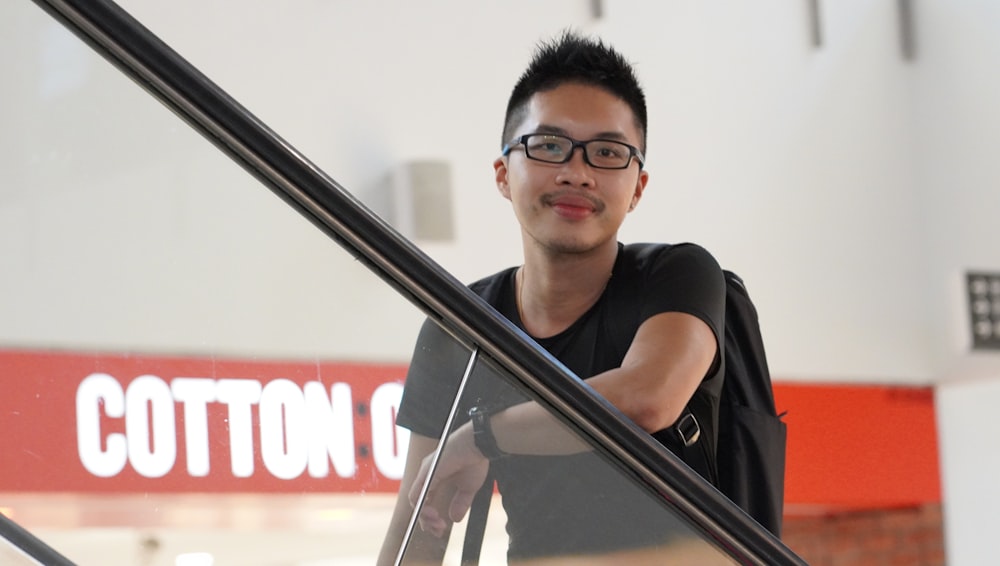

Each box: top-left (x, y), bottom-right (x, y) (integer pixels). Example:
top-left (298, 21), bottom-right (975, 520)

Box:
top-left (775, 383), bottom-right (941, 513)
top-left (1, 349), bottom-right (942, 513)
top-left (0, 350), bottom-right (408, 494)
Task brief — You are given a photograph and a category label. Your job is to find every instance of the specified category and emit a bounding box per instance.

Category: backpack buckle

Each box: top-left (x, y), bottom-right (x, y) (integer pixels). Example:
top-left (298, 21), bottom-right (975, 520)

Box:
top-left (675, 412), bottom-right (701, 447)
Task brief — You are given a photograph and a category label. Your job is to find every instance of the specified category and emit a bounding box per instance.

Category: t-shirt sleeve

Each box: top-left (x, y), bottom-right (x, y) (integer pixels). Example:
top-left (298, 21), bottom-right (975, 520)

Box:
top-left (394, 318), bottom-right (471, 438)
top-left (638, 243), bottom-right (726, 355)
top-left (395, 269), bottom-right (522, 439)
top-left (395, 317), bottom-right (529, 439)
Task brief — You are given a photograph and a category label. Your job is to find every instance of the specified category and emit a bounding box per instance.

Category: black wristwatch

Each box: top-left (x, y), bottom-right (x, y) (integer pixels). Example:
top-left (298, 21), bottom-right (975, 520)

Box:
top-left (468, 406), bottom-right (507, 460)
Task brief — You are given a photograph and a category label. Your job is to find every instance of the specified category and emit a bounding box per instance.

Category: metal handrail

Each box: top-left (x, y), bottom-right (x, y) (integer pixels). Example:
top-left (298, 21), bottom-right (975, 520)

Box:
top-left (24, 1), bottom-right (806, 564)
top-left (0, 513), bottom-right (75, 566)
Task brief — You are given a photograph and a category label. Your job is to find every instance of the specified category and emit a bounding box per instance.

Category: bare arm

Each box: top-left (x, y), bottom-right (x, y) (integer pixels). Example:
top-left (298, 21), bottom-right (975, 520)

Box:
top-left (587, 311), bottom-right (718, 432)
top-left (490, 311), bottom-right (717, 453)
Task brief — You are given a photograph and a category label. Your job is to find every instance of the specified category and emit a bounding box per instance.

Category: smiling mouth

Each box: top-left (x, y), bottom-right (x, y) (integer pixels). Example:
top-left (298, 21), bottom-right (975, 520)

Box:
top-left (542, 192), bottom-right (604, 218)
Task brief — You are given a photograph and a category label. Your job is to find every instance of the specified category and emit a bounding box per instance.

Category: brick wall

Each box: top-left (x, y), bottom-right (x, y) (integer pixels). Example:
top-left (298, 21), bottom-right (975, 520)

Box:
top-left (782, 504), bottom-right (944, 565)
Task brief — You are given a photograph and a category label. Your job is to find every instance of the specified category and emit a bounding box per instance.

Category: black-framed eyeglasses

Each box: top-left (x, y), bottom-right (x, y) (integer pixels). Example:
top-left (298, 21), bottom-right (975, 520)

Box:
top-left (502, 133), bottom-right (645, 170)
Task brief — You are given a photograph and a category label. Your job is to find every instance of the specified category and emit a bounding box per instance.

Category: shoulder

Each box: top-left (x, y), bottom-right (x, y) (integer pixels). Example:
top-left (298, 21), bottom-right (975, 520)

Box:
top-left (619, 242), bottom-right (722, 276)
top-left (613, 241), bottom-right (726, 330)
top-left (468, 266), bottom-right (518, 305)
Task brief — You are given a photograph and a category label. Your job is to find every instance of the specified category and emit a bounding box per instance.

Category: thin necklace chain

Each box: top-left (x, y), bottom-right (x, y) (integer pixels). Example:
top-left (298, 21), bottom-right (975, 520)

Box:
top-left (516, 264), bottom-right (613, 327)
top-left (516, 266), bottom-right (525, 324)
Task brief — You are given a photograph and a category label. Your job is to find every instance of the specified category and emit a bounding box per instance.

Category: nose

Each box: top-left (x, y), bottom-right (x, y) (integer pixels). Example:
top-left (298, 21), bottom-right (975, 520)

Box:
top-left (556, 146), bottom-right (595, 186)
top-left (570, 145), bottom-right (590, 164)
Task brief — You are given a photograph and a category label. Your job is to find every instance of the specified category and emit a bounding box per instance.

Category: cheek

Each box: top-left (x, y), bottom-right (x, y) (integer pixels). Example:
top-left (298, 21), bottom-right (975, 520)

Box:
top-left (507, 171), bottom-right (539, 204)
top-left (614, 190), bottom-right (637, 211)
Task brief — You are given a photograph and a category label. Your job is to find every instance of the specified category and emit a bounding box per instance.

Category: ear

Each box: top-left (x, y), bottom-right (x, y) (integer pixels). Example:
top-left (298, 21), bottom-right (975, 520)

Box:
top-left (494, 157), bottom-right (512, 201)
top-left (628, 169), bottom-right (649, 212)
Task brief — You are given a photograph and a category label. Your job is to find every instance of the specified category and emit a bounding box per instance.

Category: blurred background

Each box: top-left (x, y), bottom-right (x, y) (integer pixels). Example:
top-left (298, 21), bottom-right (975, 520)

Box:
top-left (2, 1), bottom-right (998, 564)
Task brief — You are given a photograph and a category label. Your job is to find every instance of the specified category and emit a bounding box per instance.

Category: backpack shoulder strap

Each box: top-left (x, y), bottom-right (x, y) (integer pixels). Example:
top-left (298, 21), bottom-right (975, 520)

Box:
top-left (600, 242), bottom-right (658, 356)
top-left (461, 472), bottom-right (495, 565)
top-left (602, 243), bottom-right (719, 481)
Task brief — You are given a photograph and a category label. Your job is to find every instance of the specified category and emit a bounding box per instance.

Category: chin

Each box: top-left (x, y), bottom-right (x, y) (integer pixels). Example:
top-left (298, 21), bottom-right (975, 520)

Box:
top-left (542, 238), bottom-right (604, 256)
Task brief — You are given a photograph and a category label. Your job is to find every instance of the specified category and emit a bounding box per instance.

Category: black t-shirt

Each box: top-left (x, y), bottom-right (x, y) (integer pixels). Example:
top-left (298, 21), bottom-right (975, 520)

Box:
top-left (396, 242), bottom-right (726, 560)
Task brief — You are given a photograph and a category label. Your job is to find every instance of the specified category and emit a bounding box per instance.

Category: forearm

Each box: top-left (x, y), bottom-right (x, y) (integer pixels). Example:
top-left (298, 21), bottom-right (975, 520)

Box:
top-left (483, 313), bottom-right (715, 453)
top-left (379, 434), bottom-right (451, 566)
top-left (487, 400), bottom-right (590, 456)
top-left (588, 312), bottom-right (716, 433)
top-left (377, 502), bottom-right (449, 566)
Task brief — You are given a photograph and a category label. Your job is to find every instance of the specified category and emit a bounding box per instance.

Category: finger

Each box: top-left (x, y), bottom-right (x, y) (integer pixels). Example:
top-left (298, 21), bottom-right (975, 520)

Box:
top-left (417, 506), bottom-right (446, 537)
top-left (448, 488), bottom-right (478, 523)
top-left (408, 480), bottom-right (422, 507)
top-left (408, 465), bottom-right (431, 506)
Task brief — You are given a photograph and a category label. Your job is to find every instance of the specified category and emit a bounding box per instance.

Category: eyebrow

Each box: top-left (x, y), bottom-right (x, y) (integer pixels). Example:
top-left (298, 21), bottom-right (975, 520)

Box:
top-left (532, 124), bottom-right (631, 142)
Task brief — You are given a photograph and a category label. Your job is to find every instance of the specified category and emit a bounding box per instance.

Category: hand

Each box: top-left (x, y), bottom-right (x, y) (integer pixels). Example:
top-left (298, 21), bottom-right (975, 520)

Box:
top-left (407, 424), bottom-right (490, 537)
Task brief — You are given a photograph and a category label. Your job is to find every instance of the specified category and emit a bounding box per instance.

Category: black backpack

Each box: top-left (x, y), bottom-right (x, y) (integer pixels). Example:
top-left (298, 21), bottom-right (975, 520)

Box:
top-left (607, 246), bottom-right (787, 536)
top-left (710, 269), bottom-right (787, 536)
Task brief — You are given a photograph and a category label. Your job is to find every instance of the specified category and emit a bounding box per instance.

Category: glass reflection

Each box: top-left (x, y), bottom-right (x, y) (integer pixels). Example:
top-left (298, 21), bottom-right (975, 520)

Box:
top-left (0, 541), bottom-right (46, 566)
top-left (385, 320), bottom-right (733, 565)
top-left (2, 2), bottom-right (420, 565)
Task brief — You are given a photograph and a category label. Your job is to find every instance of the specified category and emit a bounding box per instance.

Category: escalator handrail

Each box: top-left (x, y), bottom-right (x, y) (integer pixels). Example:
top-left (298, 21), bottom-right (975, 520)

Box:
top-left (0, 512), bottom-right (76, 566)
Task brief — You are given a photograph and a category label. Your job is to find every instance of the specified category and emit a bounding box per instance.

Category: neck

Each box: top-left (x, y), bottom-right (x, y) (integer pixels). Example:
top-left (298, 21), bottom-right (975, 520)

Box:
top-left (516, 240), bottom-right (618, 338)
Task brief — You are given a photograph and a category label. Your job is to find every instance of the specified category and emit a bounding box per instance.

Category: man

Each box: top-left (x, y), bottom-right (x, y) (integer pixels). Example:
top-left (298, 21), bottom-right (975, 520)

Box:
top-left (378, 31), bottom-right (725, 564)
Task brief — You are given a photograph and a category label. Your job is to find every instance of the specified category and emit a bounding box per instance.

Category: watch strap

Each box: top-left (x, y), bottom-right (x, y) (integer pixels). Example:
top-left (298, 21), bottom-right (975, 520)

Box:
top-left (469, 406), bottom-right (506, 460)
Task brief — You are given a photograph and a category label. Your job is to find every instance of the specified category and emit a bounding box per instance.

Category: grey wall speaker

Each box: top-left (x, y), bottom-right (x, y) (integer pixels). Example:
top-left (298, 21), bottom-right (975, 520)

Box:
top-left (388, 160), bottom-right (455, 242)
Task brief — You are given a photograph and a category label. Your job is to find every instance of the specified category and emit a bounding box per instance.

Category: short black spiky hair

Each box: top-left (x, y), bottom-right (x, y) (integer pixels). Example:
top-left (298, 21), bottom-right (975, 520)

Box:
top-left (501, 30), bottom-right (647, 152)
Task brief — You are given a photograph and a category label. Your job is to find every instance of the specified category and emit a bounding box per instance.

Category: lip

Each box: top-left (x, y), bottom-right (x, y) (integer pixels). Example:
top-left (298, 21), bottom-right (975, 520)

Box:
top-left (544, 192), bottom-right (602, 220)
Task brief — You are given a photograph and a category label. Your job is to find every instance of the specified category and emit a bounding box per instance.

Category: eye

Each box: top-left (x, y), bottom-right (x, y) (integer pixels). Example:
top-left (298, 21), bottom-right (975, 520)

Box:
top-left (527, 136), bottom-right (569, 157)
top-left (586, 141), bottom-right (631, 167)
top-left (593, 143), bottom-right (626, 159)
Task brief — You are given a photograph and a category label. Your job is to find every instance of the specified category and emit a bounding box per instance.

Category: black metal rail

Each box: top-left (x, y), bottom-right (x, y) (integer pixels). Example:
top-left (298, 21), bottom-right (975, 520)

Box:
top-left (0, 512), bottom-right (75, 566)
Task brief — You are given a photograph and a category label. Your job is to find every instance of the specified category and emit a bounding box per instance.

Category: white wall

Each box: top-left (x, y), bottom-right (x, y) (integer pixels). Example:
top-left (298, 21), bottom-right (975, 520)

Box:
top-left (911, 0), bottom-right (1000, 381)
top-left (9, 0), bottom-right (991, 381)
top-left (119, 0), bottom-right (998, 383)
top-left (602, 1), bottom-right (933, 382)
top-left (937, 378), bottom-right (1000, 564)
top-left (911, 2), bottom-right (1000, 563)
